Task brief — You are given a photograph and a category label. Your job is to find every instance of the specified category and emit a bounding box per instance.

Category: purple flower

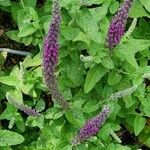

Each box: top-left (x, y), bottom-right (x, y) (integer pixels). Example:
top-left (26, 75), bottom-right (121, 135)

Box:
top-left (72, 105), bottom-right (110, 145)
top-left (43, 0), bottom-right (68, 109)
top-left (106, 0), bottom-right (134, 49)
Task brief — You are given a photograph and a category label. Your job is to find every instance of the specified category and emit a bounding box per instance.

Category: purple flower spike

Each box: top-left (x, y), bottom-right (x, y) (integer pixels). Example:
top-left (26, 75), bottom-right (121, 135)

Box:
top-left (15, 102), bottom-right (40, 117)
top-left (6, 94), bottom-right (40, 117)
top-left (43, 0), bottom-right (68, 109)
top-left (72, 105), bottom-right (110, 145)
top-left (106, 0), bottom-right (134, 49)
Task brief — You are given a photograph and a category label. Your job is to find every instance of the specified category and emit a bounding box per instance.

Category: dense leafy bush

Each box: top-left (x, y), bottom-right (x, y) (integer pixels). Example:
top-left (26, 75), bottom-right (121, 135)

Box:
top-left (0, 0), bottom-right (150, 149)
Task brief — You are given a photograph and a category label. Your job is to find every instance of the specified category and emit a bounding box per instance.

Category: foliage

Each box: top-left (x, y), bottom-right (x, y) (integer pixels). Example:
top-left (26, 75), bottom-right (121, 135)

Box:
top-left (0, 0), bottom-right (150, 149)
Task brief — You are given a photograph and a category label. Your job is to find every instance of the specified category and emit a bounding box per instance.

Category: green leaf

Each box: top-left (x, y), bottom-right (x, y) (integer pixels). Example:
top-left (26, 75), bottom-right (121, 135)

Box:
top-left (65, 109), bottom-right (85, 127)
top-left (134, 116), bottom-right (146, 136)
top-left (22, 0), bottom-right (37, 8)
top-left (61, 145), bottom-right (72, 150)
top-left (98, 124), bottom-right (111, 141)
top-left (140, 0), bottom-right (150, 12)
top-left (76, 9), bottom-right (98, 32)
top-left (58, 77), bottom-right (72, 100)
top-left (26, 115), bottom-right (44, 129)
top-left (90, 3), bottom-right (108, 22)
top-left (17, 7), bottom-right (38, 29)
top-left (109, 1), bottom-right (119, 14)
top-left (89, 42), bottom-right (107, 63)
top-left (11, 2), bottom-right (20, 22)
top-left (84, 64), bottom-right (108, 93)
top-left (0, 53), bottom-right (6, 67)
top-left (61, 26), bottom-right (80, 40)
top-left (116, 48), bottom-right (138, 69)
top-left (76, 9), bottom-right (102, 43)
top-left (60, 0), bottom-right (80, 9)
top-left (45, 107), bottom-right (63, 120)
top-left (82, 101), bottom-right (99, 113)
top-left (133, 18), bottom-right (150, 40)
top-left (73, 31), bottom-right (90, 45)
top-left (15, 114), bottom-right (25, 132)
top-left (102, 85), bottom-right (113, 98)
top-left (23, 36), bottom-right (33, 46)
top-left (0, 103), bottom-right (17, 120)
top-left (129, 0), bottom-right (150, 18)
top-left (65, 58), bottom-right (85, 86)
top-left (72, 98), bottom-right (86, 109)
top-left (0, 146), bottom-right (11, 150)
top-left (0, 75), bottom-right (18, 86)
top-left (116, 39), bottom-right (150, 69)
top-left (18, 24), bottom-right (37, 37)
top-left (88, 30), bottom-right (103, 44)
top-left (7, 89), bottom-right (23, 104)
top-left (143, 107), bottom-right (150, 116)
top-left (80, 0), bottom-right (104, 6)
top-left (108, 71), bottom-right (122, 85)
top-left (6, 30), bottom-right (21, 43)
top-left (35, 99), bottom-right (45, 112)
top-left (101, 56), bottom-right (114, 69)
top-left (0, 130), bottom-right (24, 146)
top-left (100, 16), bottom-right (109, 37)
top-left (23, 54), bottom-right (41, 68)
top-left (107, 143), bottom-right (131, 150)
top-left (0, 0), bottom-right (11, 6)
top-left (121, 39), bottom-right (150, 54)
top-left (123, 95), bottom-right (136, 108)
top-left (141, 97), bottom-right (150, 116)
top-left (73, 144), bottom-right (87, 150)
top-left (65, 111), bottom-right (78, 127)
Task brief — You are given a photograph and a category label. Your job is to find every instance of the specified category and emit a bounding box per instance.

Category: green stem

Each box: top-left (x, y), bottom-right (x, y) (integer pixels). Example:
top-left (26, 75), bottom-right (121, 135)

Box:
top-left (20, 0), bottom-right (25, 8)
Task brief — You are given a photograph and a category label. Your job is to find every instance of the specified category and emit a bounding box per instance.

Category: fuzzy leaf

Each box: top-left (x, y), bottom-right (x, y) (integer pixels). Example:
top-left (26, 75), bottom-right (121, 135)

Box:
top-left (0, 130), bottom-right (24, 146)
top-left (134, 116), bottom-right (146, 136)
top-left (84, 64), bottom-right (108, 93)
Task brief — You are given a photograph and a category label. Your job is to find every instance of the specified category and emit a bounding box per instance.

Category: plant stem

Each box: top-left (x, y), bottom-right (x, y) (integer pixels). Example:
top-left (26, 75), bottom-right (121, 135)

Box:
top-left (20, 0), bottom-right (25, 8)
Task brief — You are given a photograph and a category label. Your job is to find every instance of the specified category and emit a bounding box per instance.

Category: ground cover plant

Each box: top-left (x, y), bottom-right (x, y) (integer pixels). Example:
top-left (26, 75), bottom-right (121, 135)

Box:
top-left (0, 0), bottom-right (150, 149)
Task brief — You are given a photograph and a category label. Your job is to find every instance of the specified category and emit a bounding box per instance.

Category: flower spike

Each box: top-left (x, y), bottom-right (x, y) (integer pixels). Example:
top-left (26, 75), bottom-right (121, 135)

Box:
top-left (72, 105), bottom-right (110, 145)
top-left (43, 0), bottom-right (68, 109)
top-left (6, 94), bottom-right (40, 117)
top-left (106, 0), bottom-right (134, 49)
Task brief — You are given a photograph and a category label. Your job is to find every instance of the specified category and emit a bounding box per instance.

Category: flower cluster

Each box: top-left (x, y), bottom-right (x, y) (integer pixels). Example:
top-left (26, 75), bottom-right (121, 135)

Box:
top-left (72, 105), bottom-right (110, 145)
top-left (6, 94), bottom-right (40, 117)
top-left (109, 85), bottom-right (138, 100)
top-left (43, 0), bottom-right (68, 109)
top-left (106, 0), bottom-right (134, 49)
top-left (14, 102), bottom-right (40, 117)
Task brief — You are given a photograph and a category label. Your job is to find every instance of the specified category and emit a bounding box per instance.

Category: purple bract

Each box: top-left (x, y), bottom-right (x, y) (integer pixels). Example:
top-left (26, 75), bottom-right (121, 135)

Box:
top-left (72, 105), bottom-right (110, 145)
top-left (43, 0), bottom-right (68, 109)
top-left (106, 0), bottom-right (134, 49)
